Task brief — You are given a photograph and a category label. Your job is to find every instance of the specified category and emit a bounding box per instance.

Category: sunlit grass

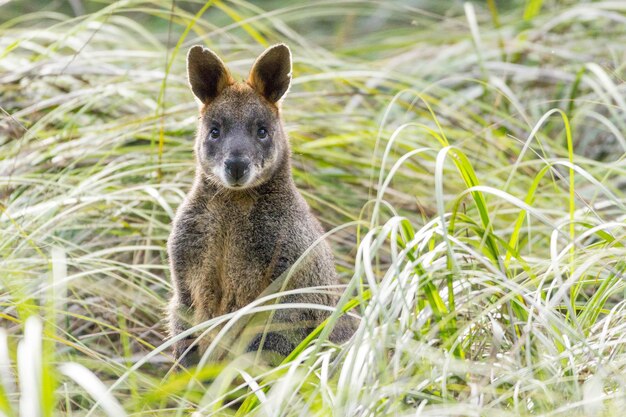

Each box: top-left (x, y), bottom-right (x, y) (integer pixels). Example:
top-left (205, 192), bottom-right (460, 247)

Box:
top-left (1, 0), bottom-right (625, 415)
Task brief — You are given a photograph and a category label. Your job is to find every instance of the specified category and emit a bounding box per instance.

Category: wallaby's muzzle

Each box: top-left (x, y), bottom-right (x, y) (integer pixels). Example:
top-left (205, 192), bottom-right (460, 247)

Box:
top-left (224, 157), bottom-right (251, 185)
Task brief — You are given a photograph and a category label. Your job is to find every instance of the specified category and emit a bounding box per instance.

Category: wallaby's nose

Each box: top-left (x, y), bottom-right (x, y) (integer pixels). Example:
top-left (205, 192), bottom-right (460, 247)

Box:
top-left (224, 157), bottom-right (250, 182)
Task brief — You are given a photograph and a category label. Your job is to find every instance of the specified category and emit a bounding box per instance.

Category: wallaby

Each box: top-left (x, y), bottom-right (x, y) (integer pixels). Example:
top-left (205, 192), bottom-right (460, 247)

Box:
top-left (167, 44), bottom-right (354, 366)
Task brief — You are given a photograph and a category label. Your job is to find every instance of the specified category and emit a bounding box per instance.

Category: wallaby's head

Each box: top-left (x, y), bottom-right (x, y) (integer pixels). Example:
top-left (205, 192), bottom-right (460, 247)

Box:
top-left (187, 44), bottom-right (292, 189)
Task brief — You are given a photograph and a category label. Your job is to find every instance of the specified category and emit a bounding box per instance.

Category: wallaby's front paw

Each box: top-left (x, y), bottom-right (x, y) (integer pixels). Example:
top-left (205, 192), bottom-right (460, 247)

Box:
top-left (173, 338), bottom-right (199, 369)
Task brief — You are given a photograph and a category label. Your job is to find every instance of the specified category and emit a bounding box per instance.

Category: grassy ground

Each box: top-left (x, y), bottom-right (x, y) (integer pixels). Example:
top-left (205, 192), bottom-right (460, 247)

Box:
top-left (1, 0), bottom-right (625, 415)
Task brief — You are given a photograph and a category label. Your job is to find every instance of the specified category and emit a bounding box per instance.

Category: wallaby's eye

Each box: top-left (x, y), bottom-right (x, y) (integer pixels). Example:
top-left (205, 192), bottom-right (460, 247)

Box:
top-left (209, 128), bottom-right (220, 139)
top-left (257, 128), bottom-right (268, 140)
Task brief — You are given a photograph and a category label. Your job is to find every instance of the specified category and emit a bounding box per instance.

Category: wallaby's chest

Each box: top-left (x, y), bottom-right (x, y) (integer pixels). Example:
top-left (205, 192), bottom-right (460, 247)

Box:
top-left (205, 200), bottom-right (278, 264)
top-left (190, 199), bottom-right (288, 316)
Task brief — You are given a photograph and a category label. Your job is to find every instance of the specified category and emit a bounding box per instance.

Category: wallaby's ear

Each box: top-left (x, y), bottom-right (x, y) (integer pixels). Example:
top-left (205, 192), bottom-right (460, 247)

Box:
top-left (187, 45), bottom-right (234, 104)
top-left (248, 44), bottom-right (292, 103)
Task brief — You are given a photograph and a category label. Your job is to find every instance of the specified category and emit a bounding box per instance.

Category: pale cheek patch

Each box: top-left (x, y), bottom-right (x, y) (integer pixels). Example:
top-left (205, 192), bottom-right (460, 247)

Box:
top-left (245, 166), bottom-right (256, 186)
top-left (264, 147), bottom-right (279, 172)
top-left (212, 164), bottom-right (225, 183)
top-left (200, 156), bottom-right (227, 186)
top-left (246, 150), bottom-right (275, 187)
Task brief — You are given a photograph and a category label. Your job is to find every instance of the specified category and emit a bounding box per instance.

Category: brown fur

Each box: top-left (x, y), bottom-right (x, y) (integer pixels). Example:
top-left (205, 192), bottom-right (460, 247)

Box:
top-left (167, 44), bottom-right (355, 366)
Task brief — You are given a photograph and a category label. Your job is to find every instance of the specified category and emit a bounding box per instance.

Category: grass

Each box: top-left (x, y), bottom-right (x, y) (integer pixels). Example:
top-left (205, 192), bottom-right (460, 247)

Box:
top-left (1, 0), bottom-right (625, 415)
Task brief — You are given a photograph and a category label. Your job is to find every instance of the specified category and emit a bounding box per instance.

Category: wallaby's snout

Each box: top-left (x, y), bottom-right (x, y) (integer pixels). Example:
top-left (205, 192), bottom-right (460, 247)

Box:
top-left (224, 156), bottom-right (250, 185)
top-left (186, 43), bottom-right (292, 190)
